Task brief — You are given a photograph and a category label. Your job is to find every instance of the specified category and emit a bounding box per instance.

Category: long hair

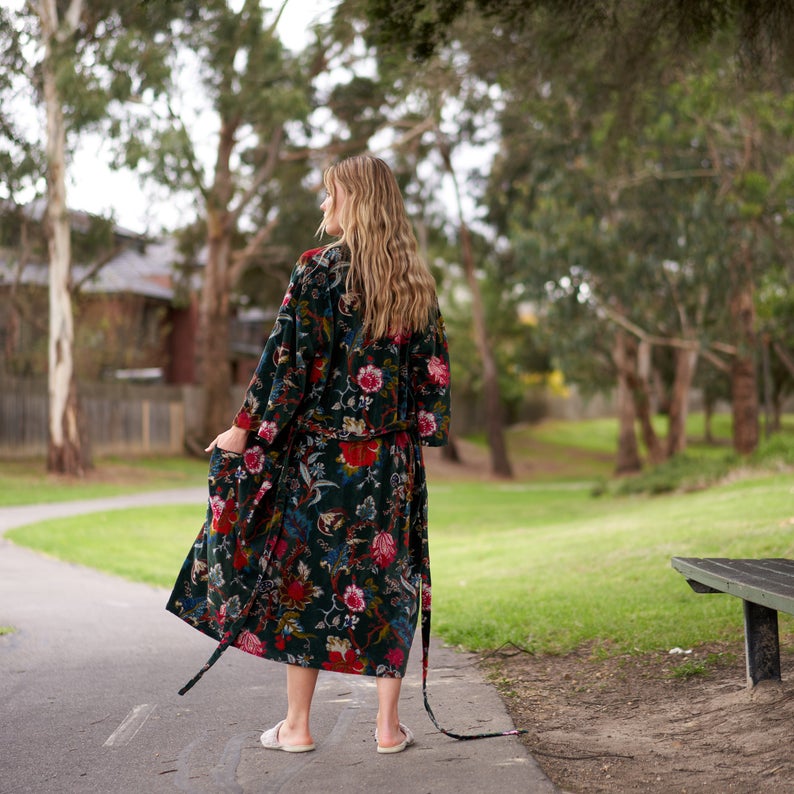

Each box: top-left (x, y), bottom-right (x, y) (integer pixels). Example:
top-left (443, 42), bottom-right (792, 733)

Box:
top-left (319, 154), bottom-right (438, 339)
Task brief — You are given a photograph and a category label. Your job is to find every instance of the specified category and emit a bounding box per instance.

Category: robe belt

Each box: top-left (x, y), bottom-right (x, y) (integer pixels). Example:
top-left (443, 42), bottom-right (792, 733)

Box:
top-left (297, 416), bottom-right (415, 439)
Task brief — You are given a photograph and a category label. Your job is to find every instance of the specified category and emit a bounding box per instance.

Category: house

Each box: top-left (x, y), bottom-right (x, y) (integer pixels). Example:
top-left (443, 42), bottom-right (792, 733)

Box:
top-left (0, 202), bottom-right (274, 386)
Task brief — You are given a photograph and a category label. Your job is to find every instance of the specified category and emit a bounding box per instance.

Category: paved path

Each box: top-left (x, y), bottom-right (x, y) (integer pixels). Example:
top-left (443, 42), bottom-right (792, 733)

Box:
top-left (0, 491), bottom-right (558, 793)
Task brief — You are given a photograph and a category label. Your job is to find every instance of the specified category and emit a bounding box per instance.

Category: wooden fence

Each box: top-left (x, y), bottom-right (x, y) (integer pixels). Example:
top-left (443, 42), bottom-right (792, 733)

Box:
top-left (1, 376), bottom-right (626, 459)
top-left (0, 377), bottom-right (197, 458)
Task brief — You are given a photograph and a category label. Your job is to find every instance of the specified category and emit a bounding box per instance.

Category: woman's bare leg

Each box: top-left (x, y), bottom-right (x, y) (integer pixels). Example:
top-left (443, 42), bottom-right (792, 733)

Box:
top-left (278, 665), bottom-right (319, 747)
top-left (375, 677), bottom-right (406, 748)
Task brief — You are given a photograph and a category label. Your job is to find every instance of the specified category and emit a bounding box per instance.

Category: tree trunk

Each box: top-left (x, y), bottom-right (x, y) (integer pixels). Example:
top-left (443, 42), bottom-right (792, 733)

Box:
top-left (436, 130), bottom-right (511, 478)
top-left (730, 281), bottom-right (759, 455)
top-left (613, 330), bottom-right (642, 474)
top-left (666, 347), bottom-right (698, 457)
top-left (760, 334), bottom-right (773, 439)
top-left (441, 433), bottom-right (462, 463)
top-left (627, 338), bottom-right (665, 465)
top-left (703, 397), bottom-right (715, 444)
top-left (197, 122), bottom-right (236, 443)
top-left (459, 223), bottom-right (513, 478)
top-left (40, 0), bottom-right (88, 475)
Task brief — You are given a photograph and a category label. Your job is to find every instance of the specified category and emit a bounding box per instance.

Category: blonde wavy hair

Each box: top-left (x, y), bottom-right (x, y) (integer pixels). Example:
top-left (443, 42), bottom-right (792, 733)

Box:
top-left (319, 154), bottom-right (438, 339)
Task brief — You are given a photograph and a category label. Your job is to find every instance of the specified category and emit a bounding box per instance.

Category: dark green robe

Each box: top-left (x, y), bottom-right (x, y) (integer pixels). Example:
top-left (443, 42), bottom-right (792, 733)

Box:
top-left (167, 246), bottom-right (450, 690)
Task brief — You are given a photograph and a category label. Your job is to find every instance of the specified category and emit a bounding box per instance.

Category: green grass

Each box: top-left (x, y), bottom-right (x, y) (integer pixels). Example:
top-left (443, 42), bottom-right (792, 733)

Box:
top-left (8, 470), bottom-right (794, 657)
top-left (5, 414), bottom-right (794, 658)
top-left (428, 473), bottom-right (794, 654)
top-left (0, 456), bottom-right (208, 507)
top-left (7, 505), bottom-right (206, 587)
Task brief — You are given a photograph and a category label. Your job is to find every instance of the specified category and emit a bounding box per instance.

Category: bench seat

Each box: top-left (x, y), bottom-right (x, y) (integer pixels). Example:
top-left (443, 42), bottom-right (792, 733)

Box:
top-left (671, 557), bottom-right (794, 687)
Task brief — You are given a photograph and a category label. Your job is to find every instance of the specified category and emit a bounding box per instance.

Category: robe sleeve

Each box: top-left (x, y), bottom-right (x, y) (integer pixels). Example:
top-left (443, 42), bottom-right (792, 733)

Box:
top-left (232, 250), bottom-right (333, 444)
top-left (410, 310), bottom-right (451, 447)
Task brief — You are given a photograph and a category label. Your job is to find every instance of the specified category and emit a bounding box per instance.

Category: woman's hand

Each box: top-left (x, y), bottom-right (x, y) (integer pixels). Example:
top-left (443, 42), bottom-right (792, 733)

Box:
top-left (205, 425), bottom-right (249, 454)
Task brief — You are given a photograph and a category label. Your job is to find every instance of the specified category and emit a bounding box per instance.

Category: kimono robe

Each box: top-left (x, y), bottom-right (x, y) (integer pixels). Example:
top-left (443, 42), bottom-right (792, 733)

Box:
top-left (167, 245), bottom-right (450, 691)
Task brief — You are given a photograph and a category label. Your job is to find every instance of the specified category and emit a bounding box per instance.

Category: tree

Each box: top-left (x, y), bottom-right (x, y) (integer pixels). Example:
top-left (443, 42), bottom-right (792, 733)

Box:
top-left (363, 0), bottom-right (794, 71)
top-left (121, 0), bottom-right (319, 443)
top-left (9, 0), bottom-right (180, 474)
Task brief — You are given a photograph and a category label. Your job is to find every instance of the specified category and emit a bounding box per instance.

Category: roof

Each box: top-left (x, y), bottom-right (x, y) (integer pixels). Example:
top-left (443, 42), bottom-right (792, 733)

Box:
top-left (0, 206), bottom-right (203, 301)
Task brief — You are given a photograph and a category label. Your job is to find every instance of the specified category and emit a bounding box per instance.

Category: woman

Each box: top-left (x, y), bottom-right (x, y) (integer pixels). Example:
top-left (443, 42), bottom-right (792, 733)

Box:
top-left (167, 154), bottom-right (450, 754)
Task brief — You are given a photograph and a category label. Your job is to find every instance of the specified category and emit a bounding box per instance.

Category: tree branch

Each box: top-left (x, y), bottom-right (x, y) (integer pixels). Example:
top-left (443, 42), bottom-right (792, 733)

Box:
top-left (772, 340), bottom-right (794, 379)
top-left (72, 239), bottom-right (135, 292)
top-left (230, 215), bottom-right (280, 283)
top-left (228, 125), bottom-right (284, 227)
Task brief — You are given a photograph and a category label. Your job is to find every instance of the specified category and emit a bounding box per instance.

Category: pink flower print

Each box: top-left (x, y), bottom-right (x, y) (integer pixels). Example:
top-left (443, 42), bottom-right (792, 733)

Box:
top-left (356, 365), bottom-right (384, 394)
top-left (343, 584), bottom-right (367, 613)
top-left (371, 531), bottom-right (397, 568)
top-left (244, 445), bottom-right (265, 474)
top-left (257, 420), bottom-right (278, 443)
top-left (427, 355), bottom-right (450, 386)
top-left (417, 410), bottom-right (437, 437)
top-left (236, 630), bottom-right (264, 656)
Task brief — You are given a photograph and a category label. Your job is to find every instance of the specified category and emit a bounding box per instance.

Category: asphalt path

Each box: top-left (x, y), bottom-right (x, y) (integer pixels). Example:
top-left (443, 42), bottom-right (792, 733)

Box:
top-left (0, 490), bottom-right (558, 794)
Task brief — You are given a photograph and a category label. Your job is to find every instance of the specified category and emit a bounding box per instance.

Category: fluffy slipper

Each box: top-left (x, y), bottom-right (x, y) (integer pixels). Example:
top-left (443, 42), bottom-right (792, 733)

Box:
top-left (260, 720), bottom-right (315, 753)
top-left (376, 723), bottom-right (414, 754)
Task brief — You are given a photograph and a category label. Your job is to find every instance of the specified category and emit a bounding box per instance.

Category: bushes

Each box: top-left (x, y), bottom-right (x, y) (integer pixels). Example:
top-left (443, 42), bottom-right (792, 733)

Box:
top-left (599, 426), bottom-right (794, 496)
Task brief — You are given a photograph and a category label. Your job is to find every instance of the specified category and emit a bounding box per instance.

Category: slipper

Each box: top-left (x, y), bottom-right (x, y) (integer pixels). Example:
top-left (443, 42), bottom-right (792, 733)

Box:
top-left (376, 722), bottom-right (414, 754)
top-left (260, 720), bottom-right (316, 753)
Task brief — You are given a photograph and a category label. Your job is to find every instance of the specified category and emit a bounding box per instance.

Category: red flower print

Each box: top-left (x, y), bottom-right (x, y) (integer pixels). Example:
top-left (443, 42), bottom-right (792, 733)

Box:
top-left (281, 577), bottom-right (313, 610)
top-left (244, 446), bottom-right (265, 474)
top-left (237, 630), bottom-right (264, 656)
top-left (234, 413), bottom-right (254, 430)
top-left (417, 410), bottom-right (437, 437)
top-left (275, 634), bottom-right (286, 651)
top-left (422, 585), bottom-right (432, 611)
top-left (322, 649), bottom-right (365, 674)
top-left (371, 531), bottom-right (397, 568)
top-left (427, 355), bottom-right (450, 386)
top-left (211, 496), bottom-right (237, 535)
top-left (356, 364), bottom-right (384, 393)
top-left (343, 584), bottom-right (367, 613)
top-left (340, 440), bottom-right (379, 467)
top-left (309, 356), bottom-right (325, 383)
top-left (274, 537), bottom-right (289, 559)
top-left (233, 539), bottom-right (250, 570)
top-left (385, 647), bottom-right (405, 668)
top-left (257, 420), bottom-right (278, 444)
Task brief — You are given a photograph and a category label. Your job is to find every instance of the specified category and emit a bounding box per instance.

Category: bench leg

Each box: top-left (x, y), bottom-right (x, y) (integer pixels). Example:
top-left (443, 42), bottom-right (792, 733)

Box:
top-left (743, 600), bottom-right (781, 687)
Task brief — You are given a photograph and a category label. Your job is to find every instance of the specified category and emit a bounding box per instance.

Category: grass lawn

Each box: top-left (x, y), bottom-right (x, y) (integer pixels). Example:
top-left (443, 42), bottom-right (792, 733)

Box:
top-left (5, 414), bottom-right (794, 657)
top-left (0, 455), bottom-right (208, 507)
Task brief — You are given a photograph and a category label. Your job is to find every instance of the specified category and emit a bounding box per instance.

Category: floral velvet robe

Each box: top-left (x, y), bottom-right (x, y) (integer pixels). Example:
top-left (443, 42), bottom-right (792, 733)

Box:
top-left (167, 245), bottom-right (450, 686)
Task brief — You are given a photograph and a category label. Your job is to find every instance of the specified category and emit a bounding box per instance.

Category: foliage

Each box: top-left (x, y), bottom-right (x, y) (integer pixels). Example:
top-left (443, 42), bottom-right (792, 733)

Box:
top-left (609, 452), bottom-right (739, 496)
top-left (363, 0), bottom-right (794, 73)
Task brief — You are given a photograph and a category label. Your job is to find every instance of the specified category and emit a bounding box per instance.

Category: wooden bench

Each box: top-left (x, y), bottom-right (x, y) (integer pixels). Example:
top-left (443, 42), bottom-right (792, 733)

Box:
top-left (671, 557), bottom-right (794, 687)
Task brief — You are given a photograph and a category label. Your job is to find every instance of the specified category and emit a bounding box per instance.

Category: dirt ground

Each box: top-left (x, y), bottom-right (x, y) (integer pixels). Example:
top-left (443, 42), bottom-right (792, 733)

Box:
top-left (485, 642), bottom-right (794, 793)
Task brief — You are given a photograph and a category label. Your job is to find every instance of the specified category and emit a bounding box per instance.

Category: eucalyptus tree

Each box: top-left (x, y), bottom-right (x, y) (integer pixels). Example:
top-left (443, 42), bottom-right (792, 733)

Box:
top-left (5, 0), bottom-right (179, 474)
top-left (322, 1), bottom-right (519, 476)
top-left (363, 0), bottom-right (794, 71)
top-left (477, 5), bottom-right (794, 465)
top-left (118, 0), bottom-right (319, 442)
